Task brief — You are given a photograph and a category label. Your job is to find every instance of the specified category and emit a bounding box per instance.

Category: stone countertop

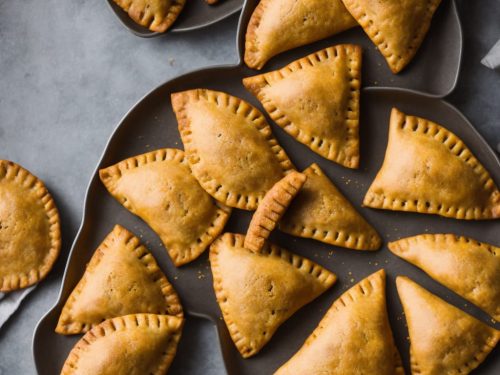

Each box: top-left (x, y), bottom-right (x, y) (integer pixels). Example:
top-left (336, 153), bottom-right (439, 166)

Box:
top-left (0, 1), bottom-right (498, 374)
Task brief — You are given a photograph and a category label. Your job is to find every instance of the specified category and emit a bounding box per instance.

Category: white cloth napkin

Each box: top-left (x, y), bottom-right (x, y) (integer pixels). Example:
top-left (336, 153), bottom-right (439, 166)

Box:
top-left (0, 286), bottom-right (36, 329)
top-left (482, 39), bottom-right (500, 69)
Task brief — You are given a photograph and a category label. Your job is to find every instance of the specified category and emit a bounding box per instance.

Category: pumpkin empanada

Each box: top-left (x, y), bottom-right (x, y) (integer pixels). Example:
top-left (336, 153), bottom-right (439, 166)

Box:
top-left (397, 276), bottom-right (500, 375)
top-left (280, 164), bottom-right (381, 250)
top-left (364, 108), bottom-right (500, 219)
top-left (113, 0), bottom-right (185, 33)
top-left (172, 89), bottom-right (294, 210)
top-left (0, 160), bottom-right (61, 292)
top-left (61, 314), bottom-right (183, 375)
top-left (210, 233), bottom-right (336, 358)
top-left (390, 234), bottom-right (500, 321)
top-left (275, 270), bottom-right (404, 375)
top-left (244, 45), bottom-right (362, 168)
top-left (56, 225), bottom-right (182, 335)
top-left (244, 171), bottom-right (307, 253)
top-left (244, 0), bottom-right (358, 69)
top-left (341, 0), bottom-right (442, 73)
top-left (99, 149), bottom-right (230, 266)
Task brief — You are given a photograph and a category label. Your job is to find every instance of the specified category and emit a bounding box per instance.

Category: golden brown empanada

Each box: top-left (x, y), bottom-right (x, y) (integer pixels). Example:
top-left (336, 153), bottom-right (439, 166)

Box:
top-left (61, 314), bottom-right (183, 375)
top-left (364, 108), bottom-right (500, 219)
top-left (275, 269), bottom-right (404, 375)
top-left (244, 0), bottom-right (358, 69)
top-left (341, 0), bottom-right (442, 73)
top-left (172, 89), bottom-right (294, 210)
top-left (113, 0), bottom-right (185, 33)
top-left (390, 234), bottom-right (500, 321)
top-left (244, 171), bottom-right (307, 253)
top-left (280, 163), bottom-right (381, 250)
top-left (397, 276), bottom-right (500, 375)
top-left (99, 149), bottom-right (230, 266)
top-left (210, 233), bottom-right (336, 358)
top-left (0, 160), bottom-right (60, 292)
top-left (56, 225), bottom-right (182, 335)
top-left (244, 45), bottom-right (362, 168)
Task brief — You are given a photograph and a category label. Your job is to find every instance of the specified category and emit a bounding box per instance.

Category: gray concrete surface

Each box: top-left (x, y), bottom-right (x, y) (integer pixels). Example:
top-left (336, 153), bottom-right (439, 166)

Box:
top-left (0, 0), bottom-right (498, 374)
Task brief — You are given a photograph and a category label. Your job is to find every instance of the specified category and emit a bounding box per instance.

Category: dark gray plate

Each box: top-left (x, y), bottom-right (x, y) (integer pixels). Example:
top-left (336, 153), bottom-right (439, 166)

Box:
top-left (33, 64), bottom-right (500, 373)
top-left (107, 0), bottom-right (243, 37)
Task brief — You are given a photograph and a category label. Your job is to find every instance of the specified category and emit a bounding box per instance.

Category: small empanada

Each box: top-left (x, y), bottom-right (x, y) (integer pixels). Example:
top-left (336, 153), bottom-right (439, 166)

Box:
top-left (280, 164), bottom-right (381, 250)
top-left (275, 270), bottom-right (404, 375)
top-left (364, 108), bottom-right (500, 219)
top-left (341, 0), bottom-right (442, 73)
top-left (61, 314), bottom-right (183, 375)
top-left (172, 89), bottom-right (294, 210)
top-left (244, 171), bottom-right (307, 253)
top-left (100, 149), bottom-right (230, 266)
top-left (397, 276), bottom-right (500, 375)
top-left (0, 160), bottom-right (61, 292)
top-left (244, 0), bottom-right (358, 69)
top-left (390, 234), bottom-right (500, 321)
top-left (56, 225), bottom-right (182, 335)
top-left (244, 45), bottom-right (362, 168)
top-left (113, 0), bottom-right (186, 33)
top-left (210, 233), bottom-right (336, 358)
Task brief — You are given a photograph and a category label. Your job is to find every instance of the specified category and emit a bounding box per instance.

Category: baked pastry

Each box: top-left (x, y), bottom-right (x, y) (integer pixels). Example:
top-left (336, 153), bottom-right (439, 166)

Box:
top-left (280, 164), bottom-right (381, 250)
top-left (112, 0), bottom-right (185, 33)
top-left (172, 89), bottom-right (294, 210)
top-left (244, 0), bottom-right (358, 69)
top-left (60, 314), bottom-right (183, 375)
top-left (364, 108), bottom-right (500, 219)
top-left (56, 225), bottom-right (182, 335)
top-left (244, 171), bottom-right (307, 253)
top-left (210, 233), bottom-right (336, 358)
top-left (341, 0), bottom-right (442, 73)
top-left (397, 276), bottom-right (500, 375)
top-left (0, 160), bottom-right (60, 292)
top-left (99, 148), bottom-right (230, 266)
top-left (244, 45), bottom-right (362, 168)
top-left (389, 234), bottom-right (500, 321)
top-left (275, 269), bottom-right (404, 375)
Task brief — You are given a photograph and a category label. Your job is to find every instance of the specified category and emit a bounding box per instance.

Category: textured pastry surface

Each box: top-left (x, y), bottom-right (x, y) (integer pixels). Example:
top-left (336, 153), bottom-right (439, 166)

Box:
top-left (0, 160), bottom-right (61, 292)
top-left (364, 108), bottom-right (500, 219)
top-left (210, 233), bottom-right (336, 358)
top-left (244, 45), bottom-right (362, 168)
top-left (280, 163), bottom-right (381, 250)
top-left (397, 276), bottom-right (500, 375)
top-left (275, 269), bottom-right (404, 375)
top-left (60, 314), bottom-right (183, 375)
top-left (113, 0), bottom-right (186, 32)
top-left (56, 225), bottom-right (182, 335)
top-left (244, 171), bottom-right (307, 253)
top-left (244, 0), bottom-right (357, 69)
top-left (172, 89), bottom-right (294, 210)
top-left (341, 0), bottom-right (442, 73)
top-left (99, 148), bottom-right (230, 266)
top-left (389, 234), bottom-right (500, 321)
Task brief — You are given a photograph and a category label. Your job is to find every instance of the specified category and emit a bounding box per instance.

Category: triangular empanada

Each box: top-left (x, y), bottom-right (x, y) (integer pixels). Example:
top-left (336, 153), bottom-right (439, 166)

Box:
top-left (56, 225), bottom-right (183, 335)
top-left (390, 234), bottom-right (500, 321)
top-left (244, 45), bottom-right (362, 168)
top-left (341, 0), bottom-right (442, 73)
top-left (210, 233), bottom-right (337, 358)
top-left (99, 149), bottom-right (231, 266)
top-left (172, 89), bottom-right (294, 210)
top-left (244, 0), bottom-right (358, 69)
top-left (113, 0), bottom-right (185, 33)
top-left (245, 171), bottom-right (307, 253)
top-left (275, 269), bottom-right (404, 375)
top-left (61, 314), bottom-right (183, 375)
top-left (280, 163), bottom-right (381, 250)
top-left (397, 276), bottom-right (500, 375)
top-left (364, 108), bottom-right (500, 219)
